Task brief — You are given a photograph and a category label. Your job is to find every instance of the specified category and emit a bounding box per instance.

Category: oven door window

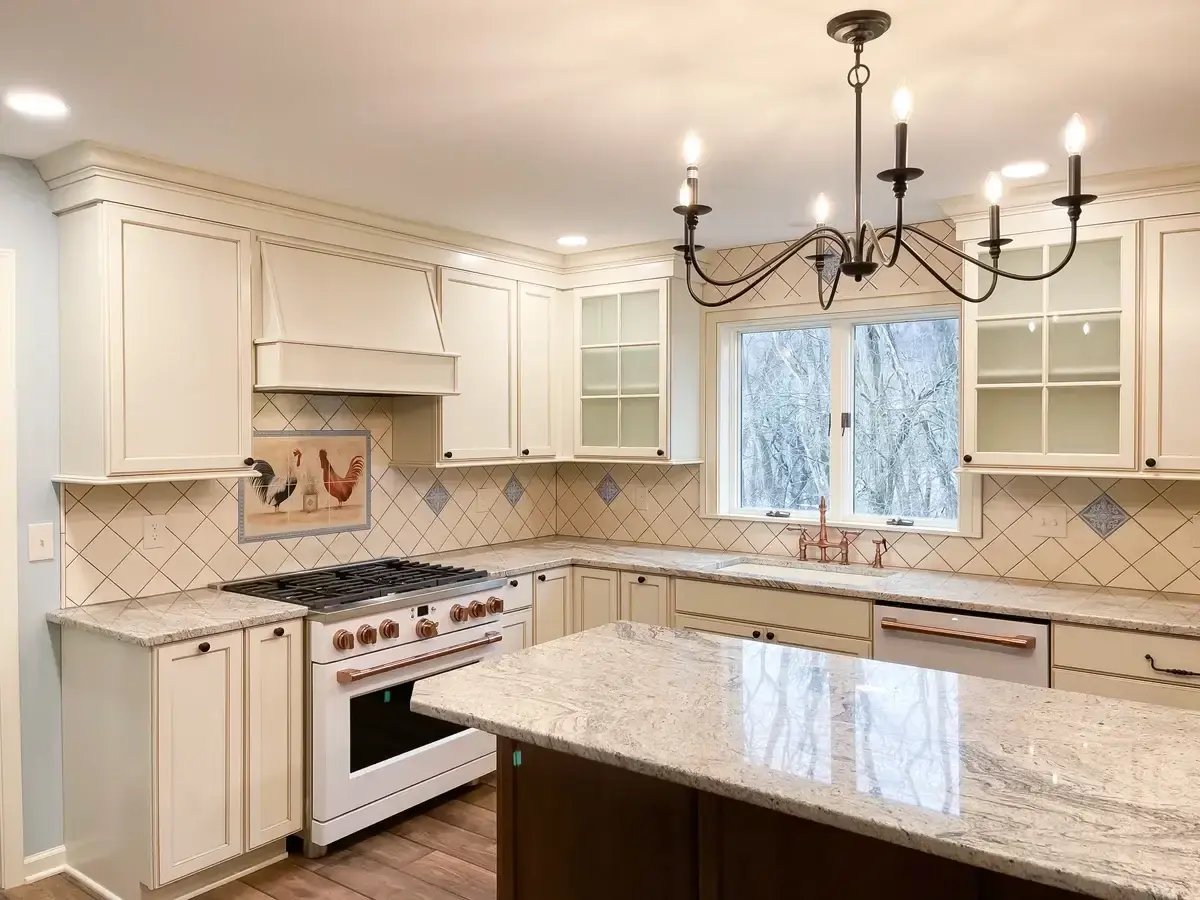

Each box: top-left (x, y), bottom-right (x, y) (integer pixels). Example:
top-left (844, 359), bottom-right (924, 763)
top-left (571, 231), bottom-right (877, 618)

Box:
top-left (349, 678), bottom-right (468, 772)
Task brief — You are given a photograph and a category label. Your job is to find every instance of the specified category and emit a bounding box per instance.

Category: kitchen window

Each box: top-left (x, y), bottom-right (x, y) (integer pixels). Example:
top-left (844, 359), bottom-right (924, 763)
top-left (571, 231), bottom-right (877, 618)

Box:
top-left (709, 305), bottom-right (979, 536)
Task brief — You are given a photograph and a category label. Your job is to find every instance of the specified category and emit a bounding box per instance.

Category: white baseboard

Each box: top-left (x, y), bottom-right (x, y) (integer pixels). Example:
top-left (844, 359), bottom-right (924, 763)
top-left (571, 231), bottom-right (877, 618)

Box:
top-left (23, 844), bottom-right (67, 883)
top-left (63, 864), bottom-right (121, 900)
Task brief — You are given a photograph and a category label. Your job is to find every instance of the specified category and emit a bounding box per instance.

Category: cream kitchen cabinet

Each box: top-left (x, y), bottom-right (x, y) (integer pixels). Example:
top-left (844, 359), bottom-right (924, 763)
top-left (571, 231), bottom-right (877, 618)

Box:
top-left (961, 221), bottom-right (1138, 472)
top-left (56, 203), bottom-right (254, 483)
top-left (573, 278), bottom-right (701, 462)
top-left (675, 612), bottom-right (872, 657)
top-left (393, 272), bottom-right (561, 465)
top-left (619, 571), bottom-right (671, 626)
top-left (1142, 214), bottom-right (1200, 474)
top-left (1052, 622), bottom-right (1200, 711)
top-left (533, 567), bottom-right (573, 643)
top-left (501, 607), bottom-right (534, 653)
top-left (572, 567), bottom-right (621, 632)
top-left (60, 618), bottom-right (304, 899)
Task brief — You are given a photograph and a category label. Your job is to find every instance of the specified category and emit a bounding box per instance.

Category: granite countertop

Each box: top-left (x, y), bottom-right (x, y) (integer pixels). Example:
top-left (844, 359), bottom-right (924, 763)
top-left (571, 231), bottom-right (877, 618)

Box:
top-left (47, 588), bottom-right (305, 647)
top-left (414, 622), bottom-right (1200, 900)
top-left (429, 537), bottom-right (1200, 637)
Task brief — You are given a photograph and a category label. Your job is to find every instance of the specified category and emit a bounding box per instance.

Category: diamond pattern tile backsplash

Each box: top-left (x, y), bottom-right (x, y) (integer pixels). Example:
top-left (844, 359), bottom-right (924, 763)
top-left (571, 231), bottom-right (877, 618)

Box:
top-left (61, 394), bottom-right (557, 606)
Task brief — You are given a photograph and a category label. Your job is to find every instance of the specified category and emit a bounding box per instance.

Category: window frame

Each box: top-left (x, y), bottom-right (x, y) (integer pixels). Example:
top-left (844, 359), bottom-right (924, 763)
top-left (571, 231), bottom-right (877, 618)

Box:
top-left (705, 301), bottom-right (981, 538)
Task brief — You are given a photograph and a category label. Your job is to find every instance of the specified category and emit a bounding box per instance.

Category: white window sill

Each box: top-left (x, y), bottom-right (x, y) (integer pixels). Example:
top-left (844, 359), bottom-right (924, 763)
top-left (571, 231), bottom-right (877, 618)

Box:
top-left (701, 511), bottom-right (982, 540)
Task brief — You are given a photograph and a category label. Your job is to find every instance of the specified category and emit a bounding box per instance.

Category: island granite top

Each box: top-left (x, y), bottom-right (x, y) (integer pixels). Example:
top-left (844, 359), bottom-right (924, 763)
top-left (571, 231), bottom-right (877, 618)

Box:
top-left (414, 622), bottom-right (1200, 900)
top-left (428, 537), bottom-right (1200, 636)
top-left (47, 588), bottom-right (305, 647)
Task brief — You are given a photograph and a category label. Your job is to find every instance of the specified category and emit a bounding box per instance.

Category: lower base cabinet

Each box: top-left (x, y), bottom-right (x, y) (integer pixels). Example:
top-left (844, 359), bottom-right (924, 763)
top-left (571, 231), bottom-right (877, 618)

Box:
top-left (572, 567), bottom-right (620, 632)
top-left (676, 612), bottom-right (872, 658)
top-left (61, 619), bottom-right (304, 899)
top-left (1052, 622), bottom-right (1200, 711)
top-left (533, 567), bottom-right (573, 643)
top-left (502, 606), bottom-right (534, 652)
top-left (619, 572), bottom-right (670, 626)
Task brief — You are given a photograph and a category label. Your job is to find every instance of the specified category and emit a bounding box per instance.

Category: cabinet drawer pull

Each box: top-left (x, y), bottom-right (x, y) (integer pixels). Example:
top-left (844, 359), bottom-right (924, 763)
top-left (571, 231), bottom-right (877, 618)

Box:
top-left (1145, 458), bottom-right (1157, 468)
top-left (538, 574), bottom-right (547, 582)
top-left (510, 579), bottom-right (519, 587)
top-left (751, 630), bottom-right (761, 639)
top-left (522, 449), bottom-right (530, 456)
top-left (1144, 653), bottom-right (1200, 678)
top-left (879, 617), bottom-right (1036, 649)
top-left (766, 631), bottom-right (775, 641)
top-left (198, 641), bottom-right (211, 653)
top-left (273, 626), bottom-right (286, 637)
top-left (637, 576), bottom-right (646, 584)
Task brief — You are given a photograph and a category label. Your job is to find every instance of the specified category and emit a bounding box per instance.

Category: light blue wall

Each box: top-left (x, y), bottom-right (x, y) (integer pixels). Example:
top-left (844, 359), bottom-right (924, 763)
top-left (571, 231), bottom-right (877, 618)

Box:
top-left (0, 155), bottom-right (62, 856)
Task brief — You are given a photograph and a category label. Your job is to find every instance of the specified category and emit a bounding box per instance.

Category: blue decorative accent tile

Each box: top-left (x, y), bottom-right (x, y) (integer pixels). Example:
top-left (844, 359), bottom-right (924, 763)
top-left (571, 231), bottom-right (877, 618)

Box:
top-left (423, 481), bottom-right (451, 516)
top-left (596, 473), bottom-right (621, 505)
top-left (503, 474), bottom-right (525, 506)
top-left (1079, 493), bottom-right (1129, 539)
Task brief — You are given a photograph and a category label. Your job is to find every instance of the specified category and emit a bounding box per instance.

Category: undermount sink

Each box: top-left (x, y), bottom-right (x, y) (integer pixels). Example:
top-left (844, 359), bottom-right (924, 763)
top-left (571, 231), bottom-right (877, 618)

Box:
top-left (715, 559), bottom-right (894, 586)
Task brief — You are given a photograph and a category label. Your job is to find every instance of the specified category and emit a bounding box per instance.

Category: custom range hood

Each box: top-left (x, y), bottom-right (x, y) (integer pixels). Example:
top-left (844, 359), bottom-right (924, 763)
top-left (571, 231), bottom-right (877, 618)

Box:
top-left (255, 240), bottom-right (459, 395)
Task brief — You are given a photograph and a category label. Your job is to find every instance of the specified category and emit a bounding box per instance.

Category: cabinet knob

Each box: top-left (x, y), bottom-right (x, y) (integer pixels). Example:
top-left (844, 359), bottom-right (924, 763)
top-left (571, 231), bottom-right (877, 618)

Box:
top-left (521, 449), bottom-right (530, 456)
top-left (537, 573), bottom-right (547, 582)
top-left (656, 449), bottom-right (665, 457)
top-left (766, 631), bottom-right (776, 641)
top-left (751, 630), bottom-right (761, 639)
top-left (198, 641), bottom-right (211, 653)
top-left (273, 626), bottom-right (285, 637)
top-left (962, 454), bottom-right (973, 463)
top-left (637, 576), bottom-right (646, 584)
top-left (1146, 458), bottom-right (1157, 468)
top-left (444, 451), bottom-right (453, 459)
top-left (509, 579), bottom-right (519, 587)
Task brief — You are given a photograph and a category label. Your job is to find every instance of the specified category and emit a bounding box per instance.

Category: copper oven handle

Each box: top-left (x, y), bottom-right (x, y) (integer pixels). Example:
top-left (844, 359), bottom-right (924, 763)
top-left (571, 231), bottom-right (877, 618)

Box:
top-left (879, 617), bottom-right (1036, 650)
top-left (336, 630), bottom-right (503, 684)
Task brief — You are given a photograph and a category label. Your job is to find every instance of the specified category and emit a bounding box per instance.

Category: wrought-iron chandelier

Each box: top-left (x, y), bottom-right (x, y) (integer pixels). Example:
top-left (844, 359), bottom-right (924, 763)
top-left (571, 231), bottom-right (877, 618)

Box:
top-left (673, 9), bottom-right (1097, 309)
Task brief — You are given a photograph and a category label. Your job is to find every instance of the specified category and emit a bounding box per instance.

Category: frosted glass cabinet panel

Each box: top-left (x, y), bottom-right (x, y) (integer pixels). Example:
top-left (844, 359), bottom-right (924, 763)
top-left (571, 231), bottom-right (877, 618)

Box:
top-left (963, 222), bottom-right (1136, 470)
top-left (574, 280), bottom-right (669, 458)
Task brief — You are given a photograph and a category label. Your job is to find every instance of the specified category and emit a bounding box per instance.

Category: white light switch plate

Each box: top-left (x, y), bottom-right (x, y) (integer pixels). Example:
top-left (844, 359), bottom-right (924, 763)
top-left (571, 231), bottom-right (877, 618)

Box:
top-left (27, 522), bottom-right (54, 561)
top-left (1193, 515), bottom-right (1200, 549)
top-left (143, 515), bottom-right (168, 550)
top-left (475, 488), bottom-right (499, 516)
top-left (1030, 503), bottom-right (1068, 538)
top-left (632, 485), bottom-right (650, 512)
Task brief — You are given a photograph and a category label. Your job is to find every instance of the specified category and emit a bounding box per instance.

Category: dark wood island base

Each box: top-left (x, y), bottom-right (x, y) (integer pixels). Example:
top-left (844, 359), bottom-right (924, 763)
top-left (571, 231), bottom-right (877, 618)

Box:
top-left (496, 737), bottom-right (1088, 900)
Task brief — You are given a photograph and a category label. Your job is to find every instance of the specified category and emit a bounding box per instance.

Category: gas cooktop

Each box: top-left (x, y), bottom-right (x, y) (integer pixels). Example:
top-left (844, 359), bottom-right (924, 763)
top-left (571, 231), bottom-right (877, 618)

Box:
top-left (220, 558), bottom-right (493, 612)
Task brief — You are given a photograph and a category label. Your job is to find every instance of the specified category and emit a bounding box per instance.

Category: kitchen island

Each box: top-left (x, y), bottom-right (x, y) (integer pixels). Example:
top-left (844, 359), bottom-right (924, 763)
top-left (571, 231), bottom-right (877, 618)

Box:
top-left (413, 622), bottom-right (1200, 900)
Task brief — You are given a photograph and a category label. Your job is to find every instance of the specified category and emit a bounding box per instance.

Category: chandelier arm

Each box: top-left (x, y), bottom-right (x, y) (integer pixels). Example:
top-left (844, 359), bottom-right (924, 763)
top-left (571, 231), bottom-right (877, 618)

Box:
top-left (681, 250), bottom-right (787, 308)
top-left (904, 220), bottom-right (1081, 281)
top-left (814, 260), bottom-right (843, 311)
top-left (684, 225), bottom-right (853, 288)
top-left (900, 236), bottom-right (1001, 304)
top-left (868, 194), bottom-right (906, 268)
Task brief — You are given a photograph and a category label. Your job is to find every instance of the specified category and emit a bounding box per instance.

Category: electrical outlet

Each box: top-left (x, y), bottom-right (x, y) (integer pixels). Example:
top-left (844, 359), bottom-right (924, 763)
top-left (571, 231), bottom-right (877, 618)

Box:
top-left (632, 485), bottom-right (650, 512)
top-left (143, 515), bottom-right (168, 550)
top-left (27, 523), bottom-right (54, 561)
top-left (1030, 503), bottom-right (1068, 538)
top-left (1193, 515), bottom-right (1200, 549)
top-left (474, 487), bottom-right (499, 515)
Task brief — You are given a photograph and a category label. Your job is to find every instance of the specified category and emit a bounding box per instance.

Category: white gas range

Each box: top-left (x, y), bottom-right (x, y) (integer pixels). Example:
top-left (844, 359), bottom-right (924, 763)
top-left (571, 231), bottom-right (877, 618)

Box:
top-left (221, 558), bottom-right (508, 856)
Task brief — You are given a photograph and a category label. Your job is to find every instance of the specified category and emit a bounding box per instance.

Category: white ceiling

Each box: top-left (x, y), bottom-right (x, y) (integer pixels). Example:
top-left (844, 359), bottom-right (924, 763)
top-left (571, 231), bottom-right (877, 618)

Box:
top-left (1, 0), bottom-right (1198, 252)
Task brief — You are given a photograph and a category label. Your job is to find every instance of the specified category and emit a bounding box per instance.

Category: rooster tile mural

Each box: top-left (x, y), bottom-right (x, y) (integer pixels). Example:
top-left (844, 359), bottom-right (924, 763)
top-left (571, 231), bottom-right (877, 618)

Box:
top-left (240, 430), bottom-right (371, 540)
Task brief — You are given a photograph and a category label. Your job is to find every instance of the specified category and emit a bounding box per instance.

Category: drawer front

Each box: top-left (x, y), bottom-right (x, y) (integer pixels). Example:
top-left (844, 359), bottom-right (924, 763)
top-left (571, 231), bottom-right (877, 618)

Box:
top-left (1053, 667), bottom-right (1200, 711)
top-left (675, 613), bottom-right (871, 658)
top-left (1053, 623), bottom-right (1200, 688)
top-left (498, 574), bottom-right (533, 611)
top-left (675, 579), bottom-right (870, 639)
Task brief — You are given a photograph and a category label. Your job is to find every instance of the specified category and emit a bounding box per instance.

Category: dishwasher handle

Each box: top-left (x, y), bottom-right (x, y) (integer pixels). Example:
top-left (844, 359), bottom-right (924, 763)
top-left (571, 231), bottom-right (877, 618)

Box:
top-left (878, 616), bottom-right (1037, 650)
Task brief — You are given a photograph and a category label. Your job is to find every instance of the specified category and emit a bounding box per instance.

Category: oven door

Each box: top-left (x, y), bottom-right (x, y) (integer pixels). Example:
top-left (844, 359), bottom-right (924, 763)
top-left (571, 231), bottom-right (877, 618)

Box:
top-left (310, 626), bottom-right (502, 822)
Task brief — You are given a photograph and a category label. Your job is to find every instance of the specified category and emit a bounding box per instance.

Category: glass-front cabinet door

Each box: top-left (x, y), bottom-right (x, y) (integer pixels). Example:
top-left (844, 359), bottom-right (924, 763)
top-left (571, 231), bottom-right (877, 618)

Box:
top-left (575, 279), bottom-right (669, 458)
top-left (962, 222), bottom-right (1137, 470)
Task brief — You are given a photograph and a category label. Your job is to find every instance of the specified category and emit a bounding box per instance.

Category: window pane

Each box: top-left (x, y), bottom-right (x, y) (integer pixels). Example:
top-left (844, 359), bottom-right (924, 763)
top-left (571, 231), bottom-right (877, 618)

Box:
top-left (853, 318), bottom-right (960, 521)
top-left (739, 327), bottom-right (830, 511)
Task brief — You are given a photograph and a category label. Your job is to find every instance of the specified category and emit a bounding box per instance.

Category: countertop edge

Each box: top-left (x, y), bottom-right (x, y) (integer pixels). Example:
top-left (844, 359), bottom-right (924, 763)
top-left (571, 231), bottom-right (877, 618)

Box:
top-left (411, 694), bottom-right (1160, 900)
top-left (46, 602), bottom-right (306, 648)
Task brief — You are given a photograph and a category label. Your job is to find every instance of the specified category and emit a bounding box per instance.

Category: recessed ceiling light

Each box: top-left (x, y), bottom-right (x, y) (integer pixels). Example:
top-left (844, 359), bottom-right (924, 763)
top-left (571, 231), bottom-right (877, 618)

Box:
top-left (557, 235), bottom-right (588, 248)
top-left (1000, 160), bottom-right (1049, 179)
top-left (3, 89), bottom-right (69, 120)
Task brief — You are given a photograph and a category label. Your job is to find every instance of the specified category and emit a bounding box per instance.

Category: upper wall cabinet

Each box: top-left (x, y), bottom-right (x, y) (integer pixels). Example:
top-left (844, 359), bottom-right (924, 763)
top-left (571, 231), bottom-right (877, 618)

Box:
top-left (393, 270), bottom-right (559, 466)
top-left (572, 278), bottom-right (700, 462)
top-left (57, 203), bottom-right (254, 483)
top-left (1142, 215), bottom-right (1200, 474)
top-left (961, 222), bottom-right (1138, 471)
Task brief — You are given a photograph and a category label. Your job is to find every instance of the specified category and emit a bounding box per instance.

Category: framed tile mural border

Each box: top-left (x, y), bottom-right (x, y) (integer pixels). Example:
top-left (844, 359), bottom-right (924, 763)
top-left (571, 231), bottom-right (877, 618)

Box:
top-left (239, 429), bottom-right (372, 542)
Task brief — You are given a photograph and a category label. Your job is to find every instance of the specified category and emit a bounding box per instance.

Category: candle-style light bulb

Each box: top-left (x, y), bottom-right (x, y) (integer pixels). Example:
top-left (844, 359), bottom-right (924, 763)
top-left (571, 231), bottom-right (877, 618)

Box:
top-left (679, 181), bottom-right (691, 207)
top-left (682, 133), bottom-right (702, 166)
top-left (1064, 114), bottom-right (1087, 154)
top-left (984, 172), bottom-right (1004, 206)
top-left (813, 193), bottom-right (831, 224)
top-left (891, 87), bottom-right (913, 124)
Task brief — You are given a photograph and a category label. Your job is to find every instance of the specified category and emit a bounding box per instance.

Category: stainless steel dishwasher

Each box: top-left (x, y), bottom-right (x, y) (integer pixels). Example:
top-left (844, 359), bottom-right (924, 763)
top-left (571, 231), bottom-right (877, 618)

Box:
top-left (872, 602), bottom-right (1050, 686)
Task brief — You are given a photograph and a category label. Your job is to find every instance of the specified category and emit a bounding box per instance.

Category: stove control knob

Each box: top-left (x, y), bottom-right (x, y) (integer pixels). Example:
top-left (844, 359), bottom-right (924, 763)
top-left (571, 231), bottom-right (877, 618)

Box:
top-left (357, 624), bottom-right (378, 645)
top-left (486, 596), bottom-right (504, 614)
top-left (450, 604), bottom-right (470, 624)
top-left (415, 618), bottom-right (439, 640)
top-left (379, 619), bottom-right (401, 640)
top-left (468, 600), bottom-right (487, 619)
top-left (332, 629), bottom-right (355, 651)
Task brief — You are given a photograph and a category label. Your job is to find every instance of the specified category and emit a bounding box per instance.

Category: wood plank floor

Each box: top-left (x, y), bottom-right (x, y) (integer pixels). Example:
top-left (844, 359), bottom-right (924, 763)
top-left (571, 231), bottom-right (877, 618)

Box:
top-left (5, 776), bottom-right (498, 900)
